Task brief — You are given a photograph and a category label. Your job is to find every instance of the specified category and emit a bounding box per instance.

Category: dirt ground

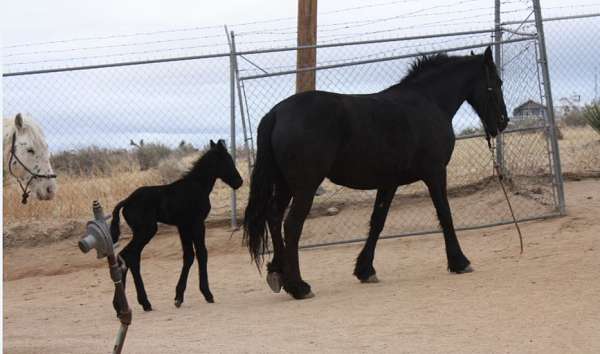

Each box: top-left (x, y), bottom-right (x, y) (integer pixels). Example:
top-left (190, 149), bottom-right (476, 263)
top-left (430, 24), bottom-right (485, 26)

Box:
top-left (3, 179), bottom-right (600, 354)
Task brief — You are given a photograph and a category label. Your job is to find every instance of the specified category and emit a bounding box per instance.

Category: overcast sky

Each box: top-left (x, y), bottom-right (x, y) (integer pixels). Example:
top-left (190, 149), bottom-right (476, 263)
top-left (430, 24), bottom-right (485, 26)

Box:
top-left (2, 1), bottom-right (599, 151)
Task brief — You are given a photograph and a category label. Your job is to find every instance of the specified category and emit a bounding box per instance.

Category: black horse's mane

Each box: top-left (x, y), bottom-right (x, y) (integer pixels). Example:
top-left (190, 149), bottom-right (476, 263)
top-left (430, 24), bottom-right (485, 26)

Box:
top-left (182, 149), bottom-right (216, 180)
top-left (400, 53), bottom-right (474, 85)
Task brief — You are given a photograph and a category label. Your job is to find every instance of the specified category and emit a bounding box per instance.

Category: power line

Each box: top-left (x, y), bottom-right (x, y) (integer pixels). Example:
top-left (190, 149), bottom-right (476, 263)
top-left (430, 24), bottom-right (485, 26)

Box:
top-left (2, 0), bottom-right (420, 50)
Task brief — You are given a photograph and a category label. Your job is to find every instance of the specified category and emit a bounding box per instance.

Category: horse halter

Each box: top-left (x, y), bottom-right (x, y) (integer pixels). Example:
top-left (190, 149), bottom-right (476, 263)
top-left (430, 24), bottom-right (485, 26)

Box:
top-left (481, 65), bottom-right (507, 148)
top-left (8, 132), bottom-right (57, 204)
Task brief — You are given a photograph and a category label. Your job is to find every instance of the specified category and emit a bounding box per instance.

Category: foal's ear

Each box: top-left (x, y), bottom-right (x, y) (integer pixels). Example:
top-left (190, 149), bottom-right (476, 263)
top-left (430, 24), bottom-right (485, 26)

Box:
top-left (483, 46), bottom-right (493, 64)
top-left (217, 139), bottom-right (226, 150)
top-left (15, 113), bottom-right (24, 131)
top-left (470, 50), bottom-right (475, 56)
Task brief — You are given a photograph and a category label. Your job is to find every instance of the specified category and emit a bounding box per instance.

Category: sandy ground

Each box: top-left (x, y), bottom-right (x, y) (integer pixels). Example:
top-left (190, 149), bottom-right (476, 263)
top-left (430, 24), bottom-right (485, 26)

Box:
top-left (3, 179), bottom-right (600, 354)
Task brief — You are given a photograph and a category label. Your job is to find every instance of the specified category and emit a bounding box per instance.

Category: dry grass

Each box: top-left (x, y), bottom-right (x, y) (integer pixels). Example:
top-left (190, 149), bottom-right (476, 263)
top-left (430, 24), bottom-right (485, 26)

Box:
top-left (3, 126), bottom-right (599, 231)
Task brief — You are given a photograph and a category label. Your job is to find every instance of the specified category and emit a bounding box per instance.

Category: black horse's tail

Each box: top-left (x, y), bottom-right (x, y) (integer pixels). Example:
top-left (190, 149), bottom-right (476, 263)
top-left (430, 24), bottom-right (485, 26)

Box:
top-left (110, 199), bottom-right (127, 244)
top-left (243, 109), bottom-right (278, 268)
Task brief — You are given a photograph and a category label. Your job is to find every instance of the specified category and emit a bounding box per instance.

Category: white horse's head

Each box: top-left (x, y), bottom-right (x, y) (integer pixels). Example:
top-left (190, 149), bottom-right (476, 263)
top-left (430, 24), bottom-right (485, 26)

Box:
top-left (4, 113), bottom-right (57, 201)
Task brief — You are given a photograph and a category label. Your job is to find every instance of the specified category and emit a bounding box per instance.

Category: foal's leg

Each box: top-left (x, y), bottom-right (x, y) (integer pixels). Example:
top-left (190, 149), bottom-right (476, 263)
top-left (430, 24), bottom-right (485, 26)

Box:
top-left (354, 187), bottom-right (398, 282)
top-left (283, 188), bottom-right (318, 299)
top-left (265, 182), bottom-right (292, 293)
top-left (174, 227), bottom-right (195, 308)
top-left (191, 223), bottom-right (214, 303)
top-left (424, 169), bottom-right (472, 273)
top-left (124, 224), bottom-right (157, 311)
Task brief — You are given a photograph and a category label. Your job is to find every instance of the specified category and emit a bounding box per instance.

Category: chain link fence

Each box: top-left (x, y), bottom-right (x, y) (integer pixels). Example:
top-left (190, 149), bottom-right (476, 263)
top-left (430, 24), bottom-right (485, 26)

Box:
top-left (3, 5), bottom-right (598, 249)
top-left (237, 31), bottom-right (562, 248)
top-left (3, 56), bottom-right (241, 234)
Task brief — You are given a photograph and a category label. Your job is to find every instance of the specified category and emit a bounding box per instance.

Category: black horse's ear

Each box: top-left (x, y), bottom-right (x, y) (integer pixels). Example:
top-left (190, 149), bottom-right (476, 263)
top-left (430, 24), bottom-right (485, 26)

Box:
top-left (484, 46), bottom-right (493, 64)
top-left (15, 113), bottom-right (24, 130)
top-left (217, 139), bottom-right (226, 150)
top-left (210, 140), bottom-right (216, 149)
top-left (470, 50), bottom-right (475, 56)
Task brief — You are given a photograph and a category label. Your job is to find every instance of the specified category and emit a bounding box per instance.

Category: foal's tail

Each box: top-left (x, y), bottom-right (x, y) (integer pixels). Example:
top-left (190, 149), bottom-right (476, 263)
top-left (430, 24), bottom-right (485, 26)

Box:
top-left (110, 199), bottom-right (127, 244)
top-left (243, 109), bottom-right (278, 268)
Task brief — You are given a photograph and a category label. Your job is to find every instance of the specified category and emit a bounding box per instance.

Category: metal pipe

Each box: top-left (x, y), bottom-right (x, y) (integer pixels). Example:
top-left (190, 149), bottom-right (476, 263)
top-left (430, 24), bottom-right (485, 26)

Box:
top-left (494, 0), bottom-right (506, 176)
top-left (225, 26), bottom-right (238, 229)
top-left (230, 31), bottom-right (254, 174)
top-left (240, 37), bottom-right (533, 81)
top-left (295, 212), bottom-right (560, 252)
top-left (532, 0), bottom-right (566, 215)
top-left (501, 12), bottom-right (600, 26)
top-left (3, 28), bottom-right (496, 77)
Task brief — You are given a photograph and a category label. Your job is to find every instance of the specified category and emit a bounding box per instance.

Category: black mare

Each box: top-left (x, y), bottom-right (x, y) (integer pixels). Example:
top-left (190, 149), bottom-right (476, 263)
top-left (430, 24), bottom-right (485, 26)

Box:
top-left (110, 140), bottom-right (243, 312)
top-left (243, 47), bottom-right (508, 299)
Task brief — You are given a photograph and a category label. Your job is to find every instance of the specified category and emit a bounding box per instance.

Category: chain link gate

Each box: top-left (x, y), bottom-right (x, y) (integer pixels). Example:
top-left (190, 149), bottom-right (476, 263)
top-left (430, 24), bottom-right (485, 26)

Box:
top-left (234, 30), bottom-right (562, 249)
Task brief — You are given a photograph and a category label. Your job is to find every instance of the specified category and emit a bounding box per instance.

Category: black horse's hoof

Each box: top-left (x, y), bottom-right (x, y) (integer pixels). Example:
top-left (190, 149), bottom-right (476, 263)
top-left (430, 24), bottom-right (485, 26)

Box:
top-left (174, 299), bottom-right (183, 308)
top-left (448, 254), bottom-right (471, 274)
top-left (205, 297), bottom-right (215, 303)
top-left (142, 305), bottom-right (153, 312)
top-left (284, 281), bottom-right (314, 300)
top-left (297, 291), bottom-right (315, 299)
top-left (266, 272), bottom-right (283, 293)
top-left (451, 265), bottom-right (474, 274)
top-left (360, 274), bottom-right (379, 283)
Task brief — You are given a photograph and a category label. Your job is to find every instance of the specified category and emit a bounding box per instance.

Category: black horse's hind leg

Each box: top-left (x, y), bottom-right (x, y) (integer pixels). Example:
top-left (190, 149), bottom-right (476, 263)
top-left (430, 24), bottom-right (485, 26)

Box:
top-left (122, 224), bottom-right (156, 311)
top-left (266, 182), bottom-right (292, 293)
top-left (191, 223), bottom-right (214, 303)
top-left (354, 187), bottom-right (398, 282)
top-left (424, 169), bottom-right (472, 273)
top-left (283, 188), bottom-right (317, 299)
top-left (174, 228), bottom-right (195, 308)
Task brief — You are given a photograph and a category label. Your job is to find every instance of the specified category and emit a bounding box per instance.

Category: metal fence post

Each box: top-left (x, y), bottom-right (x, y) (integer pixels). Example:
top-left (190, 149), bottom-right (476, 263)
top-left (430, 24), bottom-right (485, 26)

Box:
top-left (494, 0), bottom-right (506, 175)
top-left (225, 26), bottom-right (238, 229)
top-left (532, 0), bottom-right (566, 215)
top-left (231, 31), bottom-right (255, 174)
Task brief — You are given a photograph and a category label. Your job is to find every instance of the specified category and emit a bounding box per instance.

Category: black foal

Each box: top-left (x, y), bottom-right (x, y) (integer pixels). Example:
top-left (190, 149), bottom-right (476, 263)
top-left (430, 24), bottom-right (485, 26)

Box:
top-left (110, 140), bottom-right (242, 312)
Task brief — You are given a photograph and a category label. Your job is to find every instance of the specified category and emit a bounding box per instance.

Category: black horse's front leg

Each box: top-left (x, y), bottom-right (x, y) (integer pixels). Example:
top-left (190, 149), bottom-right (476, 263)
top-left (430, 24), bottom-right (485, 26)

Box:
top-left (354, 187), bottom-right (397, 282)
top-left (193, 223), bottom-right (214, 303)
top-left (424, 169), bottom-right (472, 273)
top-left (174, 231), bottom-right (195, 308)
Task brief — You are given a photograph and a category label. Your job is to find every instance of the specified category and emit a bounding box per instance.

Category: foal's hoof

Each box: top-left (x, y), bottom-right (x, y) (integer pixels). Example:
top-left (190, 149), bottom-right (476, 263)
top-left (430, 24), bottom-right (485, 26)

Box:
top-left (142, 304), bottom-right (153, 312)
top-left (360, 274), bottom-right (379, 283)
top-left (266, 272), bottom-right (283, 293)
top-left (174, 300), bottom-right (183, 308)
top-left (451, 265), bottom-right (474, 274)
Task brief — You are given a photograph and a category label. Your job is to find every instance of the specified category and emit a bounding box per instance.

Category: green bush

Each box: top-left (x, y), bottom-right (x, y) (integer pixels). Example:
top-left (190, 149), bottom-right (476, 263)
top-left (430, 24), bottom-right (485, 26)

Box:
top-left (133, 141), bottom-right (172, 171)
top-left (583, 104), bottom-right (600, 135)
top-left (458, 126), bottom-right (484, 137)
top-left (562, 109), bottom-right (587, 127)
top-left (51, 147), bottom-right (134, 176)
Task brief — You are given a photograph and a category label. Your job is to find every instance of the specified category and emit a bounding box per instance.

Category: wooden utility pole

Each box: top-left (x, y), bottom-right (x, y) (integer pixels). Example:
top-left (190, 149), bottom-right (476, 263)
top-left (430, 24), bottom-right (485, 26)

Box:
top-left (296, 0), bottom-right (317, 93)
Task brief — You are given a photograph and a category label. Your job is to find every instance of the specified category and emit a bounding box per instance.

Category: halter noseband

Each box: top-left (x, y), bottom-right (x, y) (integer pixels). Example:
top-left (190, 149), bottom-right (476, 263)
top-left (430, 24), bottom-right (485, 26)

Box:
top-left (8, 132), bottom-right (57, 204)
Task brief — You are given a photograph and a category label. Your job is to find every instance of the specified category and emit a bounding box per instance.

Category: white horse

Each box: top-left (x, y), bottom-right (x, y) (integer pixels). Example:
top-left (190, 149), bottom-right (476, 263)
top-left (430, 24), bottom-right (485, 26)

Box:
top-left (3, 113), bottom-right (57, 203)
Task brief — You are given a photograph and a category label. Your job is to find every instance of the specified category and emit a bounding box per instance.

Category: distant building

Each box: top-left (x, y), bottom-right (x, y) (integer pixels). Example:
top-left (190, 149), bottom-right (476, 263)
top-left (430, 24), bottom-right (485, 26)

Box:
top-left (512, 99), bottom-right (547, 120)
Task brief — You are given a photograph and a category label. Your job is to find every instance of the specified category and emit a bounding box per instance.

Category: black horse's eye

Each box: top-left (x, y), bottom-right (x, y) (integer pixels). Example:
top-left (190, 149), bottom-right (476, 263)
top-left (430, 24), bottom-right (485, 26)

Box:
top-left (27, 148), bottom-right (35, 154)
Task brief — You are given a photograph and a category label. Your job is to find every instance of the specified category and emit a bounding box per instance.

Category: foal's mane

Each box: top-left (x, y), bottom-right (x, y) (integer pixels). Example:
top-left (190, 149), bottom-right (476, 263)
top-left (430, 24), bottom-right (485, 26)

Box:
top-left (181, 148), bottom-right (217, 180)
